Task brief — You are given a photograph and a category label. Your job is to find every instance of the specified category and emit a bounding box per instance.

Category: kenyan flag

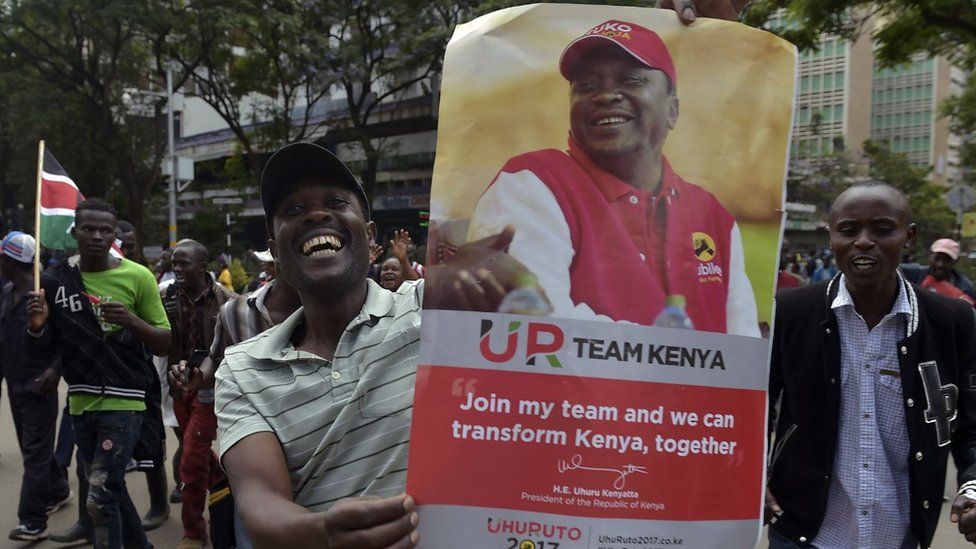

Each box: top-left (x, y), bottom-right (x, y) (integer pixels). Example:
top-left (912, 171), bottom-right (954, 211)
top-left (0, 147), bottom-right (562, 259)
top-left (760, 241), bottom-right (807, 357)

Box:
top-left (39, 148), bottom-right (84, 250)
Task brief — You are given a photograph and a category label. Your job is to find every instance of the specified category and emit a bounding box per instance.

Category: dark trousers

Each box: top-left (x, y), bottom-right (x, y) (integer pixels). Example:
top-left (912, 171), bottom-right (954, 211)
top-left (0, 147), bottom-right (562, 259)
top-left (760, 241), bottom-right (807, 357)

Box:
top-left (73, 411), bottom-right (151, 549)
top-left (768, 527), bottom-right (803, 548)
top-left (174, 392), bottom-right (219, 541)
top-left (9, 378), bottom-right (70, 529)
top-left (54, 403), bottom-right (74, 468)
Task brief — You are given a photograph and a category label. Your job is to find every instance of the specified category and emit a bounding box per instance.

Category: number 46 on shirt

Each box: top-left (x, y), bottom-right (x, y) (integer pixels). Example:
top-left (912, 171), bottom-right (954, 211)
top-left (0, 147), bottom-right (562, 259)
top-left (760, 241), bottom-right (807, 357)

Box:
top-left (54, 286), bottom-right (83, 312)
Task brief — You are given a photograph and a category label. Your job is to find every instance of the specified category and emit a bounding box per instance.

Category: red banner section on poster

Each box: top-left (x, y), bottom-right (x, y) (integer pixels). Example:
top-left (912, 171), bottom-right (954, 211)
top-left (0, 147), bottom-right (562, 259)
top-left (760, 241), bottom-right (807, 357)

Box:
top-left (411, 366), bottom-right (764, 520)
top-left (408, 311), bottom-right (771, 547)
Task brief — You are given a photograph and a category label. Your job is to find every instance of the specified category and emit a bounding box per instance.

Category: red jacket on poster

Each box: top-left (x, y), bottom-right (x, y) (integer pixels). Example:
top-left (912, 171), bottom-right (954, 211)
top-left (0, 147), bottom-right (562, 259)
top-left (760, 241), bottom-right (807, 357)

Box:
top-left (469, 137), bottom-right (759, 336)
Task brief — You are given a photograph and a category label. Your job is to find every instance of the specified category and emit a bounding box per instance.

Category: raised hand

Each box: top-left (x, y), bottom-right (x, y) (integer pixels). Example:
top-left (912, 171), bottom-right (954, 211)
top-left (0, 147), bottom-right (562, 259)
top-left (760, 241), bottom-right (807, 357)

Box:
top-left (369, 242), bottom-right (385, 264)
top-left (26, 289), bottom-right (49, 333)
top-left (390, 230), bottom-right (412, 261)
top-left (659, 0), bottom-right (748, 24)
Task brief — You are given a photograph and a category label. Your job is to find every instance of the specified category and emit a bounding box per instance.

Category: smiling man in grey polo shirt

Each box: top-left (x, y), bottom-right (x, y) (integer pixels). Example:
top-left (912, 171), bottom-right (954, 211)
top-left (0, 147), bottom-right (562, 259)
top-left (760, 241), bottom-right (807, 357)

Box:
top-left (214, 142), bottom-right (531, 548)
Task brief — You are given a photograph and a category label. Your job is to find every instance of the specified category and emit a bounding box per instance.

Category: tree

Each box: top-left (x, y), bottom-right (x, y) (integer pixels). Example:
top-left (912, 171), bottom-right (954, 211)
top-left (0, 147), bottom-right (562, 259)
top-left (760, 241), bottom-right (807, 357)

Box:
top-left (786, 136), bottom-right (954, 258)
top-left (787, 145), bottom-right (856, 212)
top-left (942, 72), bottom-right (976, 186)
top-left (743, 0), bottom-right (976, 183)
top-left (320, 0), bottom-right (466, 193)
top-left (164, 0), bottom-right (338, 176)
top-left (744, 0), bottom-right (976, 63)
top-left (166, 0), bottom-right (654, 202)
top-left (862, 139), bottom-right (956, 252)
top-left (325, 0), bottom-right (656, 194)
top-left (0, 0), bottom-right (182, 258)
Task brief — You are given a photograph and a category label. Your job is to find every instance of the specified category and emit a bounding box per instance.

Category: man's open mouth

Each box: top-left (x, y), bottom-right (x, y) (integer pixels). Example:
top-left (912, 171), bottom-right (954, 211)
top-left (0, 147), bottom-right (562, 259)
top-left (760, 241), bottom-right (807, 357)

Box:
top-left (852, 256), bottom-right (877, 271)
top-left (597, 116), bottom-right (627, 125)
top-left (301, 234), bottom-right (344, 258)
top-left (591, 114), bottom-right (632, 127)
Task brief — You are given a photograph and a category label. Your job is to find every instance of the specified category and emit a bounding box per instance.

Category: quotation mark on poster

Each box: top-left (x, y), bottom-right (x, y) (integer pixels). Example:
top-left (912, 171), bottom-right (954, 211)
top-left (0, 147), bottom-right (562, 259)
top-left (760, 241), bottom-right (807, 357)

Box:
top-left (451, 377), bottom-right (478, 397)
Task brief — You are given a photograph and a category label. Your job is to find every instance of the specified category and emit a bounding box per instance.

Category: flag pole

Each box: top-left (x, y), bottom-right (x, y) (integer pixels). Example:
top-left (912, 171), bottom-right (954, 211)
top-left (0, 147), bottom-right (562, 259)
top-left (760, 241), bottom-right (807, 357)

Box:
top-left (33, 140), bottom-right (44, 293)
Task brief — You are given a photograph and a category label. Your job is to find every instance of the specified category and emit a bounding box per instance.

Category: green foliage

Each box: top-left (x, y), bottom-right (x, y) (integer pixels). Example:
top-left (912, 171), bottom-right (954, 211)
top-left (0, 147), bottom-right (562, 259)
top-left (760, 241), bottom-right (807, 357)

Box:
top-left (788, 138), bottom-right (955, 257)
top-left (746, 0), bottom-right (976, 187)
top-left (0, 0), bottom-right (177, 258)
top-left (324, 0), bottom-right (467, 189)
top-left (862, 139), bottom-right (956, 254)
top-left (165, 0), bottom-right (338, 176)
top-left (745, 0), bottom-right (976, 67)
top-left (180, 210), bottom-right (227, 258)
top-left (787, 149), bottom-right (856, 213)
top-left (941, 71), bottom-right (976, 186)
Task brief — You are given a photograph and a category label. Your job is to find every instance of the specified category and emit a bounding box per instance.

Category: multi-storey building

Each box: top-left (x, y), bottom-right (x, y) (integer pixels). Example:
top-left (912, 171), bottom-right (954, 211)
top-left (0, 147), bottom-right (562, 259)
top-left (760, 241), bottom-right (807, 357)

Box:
top-left (792, 35), bottom-right (867, 160)
top-left (172, 83), bottom-right (438, 251)
top-left (790, 18), bottom-right (966, 184)
top-left (871, 57), bottom-right (968, 182)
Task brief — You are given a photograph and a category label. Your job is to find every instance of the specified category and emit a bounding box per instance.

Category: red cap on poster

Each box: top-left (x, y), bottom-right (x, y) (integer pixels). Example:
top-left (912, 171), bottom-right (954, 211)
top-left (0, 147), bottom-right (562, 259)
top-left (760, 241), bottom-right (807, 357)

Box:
top-left (559, 20), bottom-right (676, 88)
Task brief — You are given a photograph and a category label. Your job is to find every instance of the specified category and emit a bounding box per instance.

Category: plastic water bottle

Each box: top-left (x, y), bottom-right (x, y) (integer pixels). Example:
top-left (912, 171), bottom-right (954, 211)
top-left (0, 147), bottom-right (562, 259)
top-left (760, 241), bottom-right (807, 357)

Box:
top-left (653, 294), bottom-right (694, 329)
top-left (498, 274), bottom-right (553, 315)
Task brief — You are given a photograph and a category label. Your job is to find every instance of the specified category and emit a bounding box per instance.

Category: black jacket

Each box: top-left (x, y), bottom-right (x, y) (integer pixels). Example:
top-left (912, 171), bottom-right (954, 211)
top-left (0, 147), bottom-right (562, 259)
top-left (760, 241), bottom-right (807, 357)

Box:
top-left (26, 259), bottom-right (166, 469)
top-left (27, 260), bottom-right (157, 400)
top-left (1, 280), bottom-right (60, 381)
top-left (768, 275), bottom-right (976, 548)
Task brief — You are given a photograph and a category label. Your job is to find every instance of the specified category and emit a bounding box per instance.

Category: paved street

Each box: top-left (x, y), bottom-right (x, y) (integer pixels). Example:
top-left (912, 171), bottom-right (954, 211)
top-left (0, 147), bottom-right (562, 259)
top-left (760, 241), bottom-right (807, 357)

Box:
top-left (0, 386), bottom-right (185, 548)
top-left (0, 385), bottom-right (970, 548)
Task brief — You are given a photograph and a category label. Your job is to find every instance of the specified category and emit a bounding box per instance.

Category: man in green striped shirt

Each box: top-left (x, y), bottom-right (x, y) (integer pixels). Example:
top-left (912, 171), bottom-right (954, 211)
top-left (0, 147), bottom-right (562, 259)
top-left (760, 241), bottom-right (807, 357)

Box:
top-left (215, 143), bottom-right (528, 548)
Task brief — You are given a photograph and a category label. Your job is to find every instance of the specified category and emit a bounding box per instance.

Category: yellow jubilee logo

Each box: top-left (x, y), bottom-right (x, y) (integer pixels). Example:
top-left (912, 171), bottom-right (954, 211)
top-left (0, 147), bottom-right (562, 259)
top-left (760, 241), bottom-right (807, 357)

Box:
top-left (692, 232), bottom-right (717, 262)
top-left (519, 541), bottom-right (536, 549)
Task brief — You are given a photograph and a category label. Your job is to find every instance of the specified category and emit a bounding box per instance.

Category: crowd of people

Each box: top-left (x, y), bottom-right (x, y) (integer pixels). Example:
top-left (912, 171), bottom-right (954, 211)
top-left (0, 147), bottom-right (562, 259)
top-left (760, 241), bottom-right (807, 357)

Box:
top-left (0, 2), bottom-right (975, 549)
top-left (779, 238), bottom-right (976, 309)
top-left (0, 205), bottom-right (427, 548)
top-left (777, 248), bottom-right (840, 289)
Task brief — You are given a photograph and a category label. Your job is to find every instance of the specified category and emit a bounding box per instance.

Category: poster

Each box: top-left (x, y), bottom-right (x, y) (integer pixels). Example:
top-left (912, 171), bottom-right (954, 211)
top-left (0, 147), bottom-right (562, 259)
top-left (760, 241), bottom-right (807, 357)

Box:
top-left (409, 4), bottom-right (796, 548)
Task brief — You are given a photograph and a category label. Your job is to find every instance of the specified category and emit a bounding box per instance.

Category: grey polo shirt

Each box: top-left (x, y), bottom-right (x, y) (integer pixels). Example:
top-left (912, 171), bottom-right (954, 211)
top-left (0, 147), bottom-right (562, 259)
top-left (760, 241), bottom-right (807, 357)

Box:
top-left (215, 279), bottom-right (421, 511)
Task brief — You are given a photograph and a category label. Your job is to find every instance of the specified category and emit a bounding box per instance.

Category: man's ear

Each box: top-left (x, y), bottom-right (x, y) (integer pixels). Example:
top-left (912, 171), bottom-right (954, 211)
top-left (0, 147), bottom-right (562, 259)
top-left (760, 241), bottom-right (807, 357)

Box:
top-left (367, 221), bottom-right (377, 245)
top-left (905, 223), bottom-right (918, 249)
top-left (668, 95), bottom-right (679, 130)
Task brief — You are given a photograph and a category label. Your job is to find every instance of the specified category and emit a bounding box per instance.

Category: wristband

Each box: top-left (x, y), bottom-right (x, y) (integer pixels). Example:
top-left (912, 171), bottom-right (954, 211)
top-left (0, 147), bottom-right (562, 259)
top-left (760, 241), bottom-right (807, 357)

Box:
top-left (958, 480), bottom-right (976, 501)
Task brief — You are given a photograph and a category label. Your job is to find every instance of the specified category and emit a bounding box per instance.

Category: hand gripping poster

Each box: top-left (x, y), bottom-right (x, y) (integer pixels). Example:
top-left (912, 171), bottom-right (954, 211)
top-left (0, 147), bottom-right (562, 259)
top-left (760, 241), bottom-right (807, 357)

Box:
top-left (409, 4), bottom-right (796, 548)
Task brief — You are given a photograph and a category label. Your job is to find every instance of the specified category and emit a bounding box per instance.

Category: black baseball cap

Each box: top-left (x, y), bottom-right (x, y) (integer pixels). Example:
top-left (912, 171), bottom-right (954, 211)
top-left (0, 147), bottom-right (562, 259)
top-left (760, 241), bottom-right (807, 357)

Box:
top-left (260, 142), bottom-right (370, 234)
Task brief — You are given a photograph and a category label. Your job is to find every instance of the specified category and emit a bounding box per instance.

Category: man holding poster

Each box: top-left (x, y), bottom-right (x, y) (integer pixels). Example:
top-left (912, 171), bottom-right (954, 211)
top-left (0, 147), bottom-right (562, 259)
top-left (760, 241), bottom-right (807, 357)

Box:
top-left (468, 19), bottom-right (759, 336)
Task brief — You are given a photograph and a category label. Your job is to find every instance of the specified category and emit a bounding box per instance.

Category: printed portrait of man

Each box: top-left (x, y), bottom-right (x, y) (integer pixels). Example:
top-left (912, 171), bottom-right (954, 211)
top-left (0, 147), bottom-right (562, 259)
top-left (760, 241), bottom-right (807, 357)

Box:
top-left (467, 19), bottom-right (760, 336)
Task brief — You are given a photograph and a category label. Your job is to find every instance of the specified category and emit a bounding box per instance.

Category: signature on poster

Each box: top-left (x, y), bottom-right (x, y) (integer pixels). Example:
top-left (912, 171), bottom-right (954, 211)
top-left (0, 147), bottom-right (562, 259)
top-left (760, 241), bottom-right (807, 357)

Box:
top-left (556, 453), bottom-right (647, 490)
